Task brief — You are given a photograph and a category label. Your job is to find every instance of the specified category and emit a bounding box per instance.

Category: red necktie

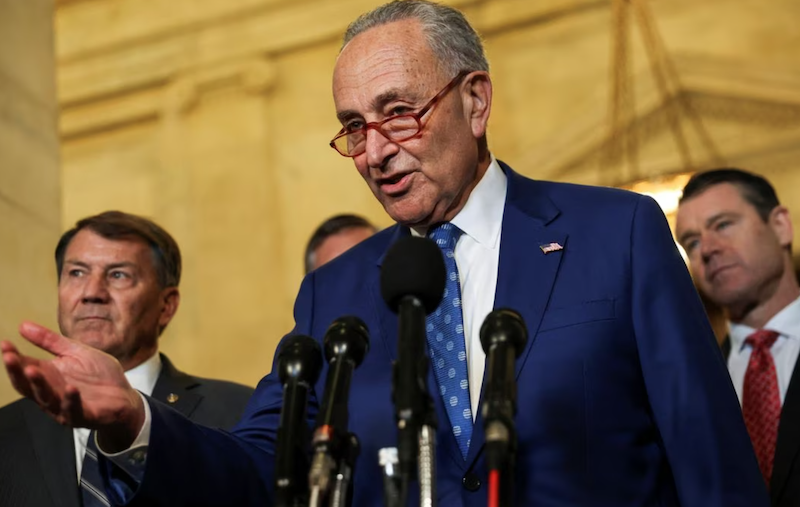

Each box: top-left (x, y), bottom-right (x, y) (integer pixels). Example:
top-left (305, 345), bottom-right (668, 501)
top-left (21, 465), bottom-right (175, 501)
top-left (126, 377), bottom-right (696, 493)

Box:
top-left (742, 329), bottom-right (781, 487)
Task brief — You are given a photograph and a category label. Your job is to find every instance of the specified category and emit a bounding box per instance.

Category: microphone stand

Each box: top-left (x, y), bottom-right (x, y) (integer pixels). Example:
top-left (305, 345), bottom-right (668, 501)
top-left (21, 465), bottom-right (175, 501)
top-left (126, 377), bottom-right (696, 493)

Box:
top-left (485, 419), bottom-right (516, 507)
top-left (417, 338), bottom-right (438, 507)
top-left (392, 295), bottom-right (438, 507)
top-left (379, 447), bottom-right (401, 507)
top-left (308, 428), bottom-right (337, 507)
top-left (380, 236), bottom-right (448, 507)
top-left (274, 377), bottom-right (311, 507)
top-left (308, 413), bottom-right (355, 507)
top-left (480, 308), bottom-right (528, 507)
top-left (329, 433), bottom-right (360, 507)
top-left (417, 423), bottom-right (437, 507)
top-left (308, 316), bottom-right (369, 507)
top-left (274, 335), bottom-right (322, 507)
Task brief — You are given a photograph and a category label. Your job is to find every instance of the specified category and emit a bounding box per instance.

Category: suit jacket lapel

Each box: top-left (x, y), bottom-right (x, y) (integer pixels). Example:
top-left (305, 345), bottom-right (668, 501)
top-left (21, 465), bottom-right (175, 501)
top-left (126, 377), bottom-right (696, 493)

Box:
top-left (152, 354), bottom-right (204, 418)
top-left (771, 363), bottom-right (800, 502)
top-left (467, 163), bottom-right (565, 468)
top-left (372, 167), bottom-right (566, 470)
top-left (24, 404), bottom-right (81, 507)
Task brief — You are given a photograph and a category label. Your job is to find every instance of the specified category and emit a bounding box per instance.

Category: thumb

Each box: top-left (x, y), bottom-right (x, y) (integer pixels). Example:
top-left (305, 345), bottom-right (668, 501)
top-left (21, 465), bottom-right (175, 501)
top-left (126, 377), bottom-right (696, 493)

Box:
top-left (18, 321), bottom-right (76, 357)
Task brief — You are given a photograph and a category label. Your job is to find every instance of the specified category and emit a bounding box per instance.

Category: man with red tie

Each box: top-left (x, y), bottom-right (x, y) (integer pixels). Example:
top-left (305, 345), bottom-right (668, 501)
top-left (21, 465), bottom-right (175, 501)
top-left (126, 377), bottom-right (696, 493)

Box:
top-left (676, 168), bottom-right (800, 506)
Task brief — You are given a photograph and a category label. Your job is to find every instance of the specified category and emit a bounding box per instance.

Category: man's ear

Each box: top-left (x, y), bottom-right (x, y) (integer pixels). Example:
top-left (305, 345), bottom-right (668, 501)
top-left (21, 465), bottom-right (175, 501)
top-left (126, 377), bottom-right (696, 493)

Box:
top-left (461, 71), bottom-right (492, 139)
top-left (769, 205), bottom-right (794, 248)
top-left (158, 287), bottom-right (180, 329)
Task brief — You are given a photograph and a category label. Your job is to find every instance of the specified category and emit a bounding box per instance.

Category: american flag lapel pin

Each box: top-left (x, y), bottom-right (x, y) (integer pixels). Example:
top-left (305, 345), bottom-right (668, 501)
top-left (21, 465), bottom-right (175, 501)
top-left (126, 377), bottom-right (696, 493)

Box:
top-left (539, 242), bottom-right (564, 254)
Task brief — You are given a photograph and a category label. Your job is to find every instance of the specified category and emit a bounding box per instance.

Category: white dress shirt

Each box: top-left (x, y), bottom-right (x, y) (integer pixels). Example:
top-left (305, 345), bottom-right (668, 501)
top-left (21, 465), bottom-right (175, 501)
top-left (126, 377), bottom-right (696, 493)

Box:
top-left (75, 351), bottom-right (161, 480)
top-left (411, 156), bottom-right (507, 420)
top-left (728, 296), bottom-right (800, 405)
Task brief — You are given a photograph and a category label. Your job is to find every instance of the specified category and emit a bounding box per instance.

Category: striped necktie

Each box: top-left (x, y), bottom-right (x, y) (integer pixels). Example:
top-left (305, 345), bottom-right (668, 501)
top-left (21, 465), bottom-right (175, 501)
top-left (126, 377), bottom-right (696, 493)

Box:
top-left (80, 431), bottom-right (111, 507)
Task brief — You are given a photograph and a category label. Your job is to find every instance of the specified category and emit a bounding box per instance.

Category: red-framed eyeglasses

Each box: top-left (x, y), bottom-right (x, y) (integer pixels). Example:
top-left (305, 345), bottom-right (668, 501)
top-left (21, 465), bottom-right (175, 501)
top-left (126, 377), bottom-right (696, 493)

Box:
top-left (329, 70), bottom-right (471, 158)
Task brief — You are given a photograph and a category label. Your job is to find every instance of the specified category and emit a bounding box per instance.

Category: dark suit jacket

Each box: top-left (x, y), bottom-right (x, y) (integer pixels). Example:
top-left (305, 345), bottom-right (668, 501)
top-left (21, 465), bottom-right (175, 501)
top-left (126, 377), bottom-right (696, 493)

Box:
top-left (120, 163), bottom-right (770, 507)
top-left (721, 335), bottom-right (800, 507)
top-left (0, 354), bottom-right (253, 507)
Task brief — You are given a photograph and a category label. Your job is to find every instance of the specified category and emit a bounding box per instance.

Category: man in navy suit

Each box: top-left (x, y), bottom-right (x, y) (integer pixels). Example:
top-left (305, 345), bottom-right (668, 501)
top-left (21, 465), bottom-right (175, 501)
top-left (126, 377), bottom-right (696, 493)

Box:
top-left (676, 169), bottom-right (800, 506)
top-left (2, 1), bottom-right (769, 506)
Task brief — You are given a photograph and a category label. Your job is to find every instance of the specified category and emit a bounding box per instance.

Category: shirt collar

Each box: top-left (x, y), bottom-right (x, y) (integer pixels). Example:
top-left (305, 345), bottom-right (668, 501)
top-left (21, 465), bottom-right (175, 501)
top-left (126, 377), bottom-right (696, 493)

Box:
top-left (124, 351), bottom-right (162, 396)
top-left (410, 155), bottom-right (507, 247)
top-left (729, 295), bottom-right (800, 351)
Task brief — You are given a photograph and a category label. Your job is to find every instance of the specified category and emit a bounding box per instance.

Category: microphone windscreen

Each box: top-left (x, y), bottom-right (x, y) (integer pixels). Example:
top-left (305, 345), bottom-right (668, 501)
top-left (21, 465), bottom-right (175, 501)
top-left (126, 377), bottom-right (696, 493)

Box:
top-left (479, 308), bottom-right (528, 356)
top-left (324, 316), bottom-right (370, 367)
top-left (277, 334), bottom-right (323, 385)
top-left (380, 235), bottom-right (446, 315)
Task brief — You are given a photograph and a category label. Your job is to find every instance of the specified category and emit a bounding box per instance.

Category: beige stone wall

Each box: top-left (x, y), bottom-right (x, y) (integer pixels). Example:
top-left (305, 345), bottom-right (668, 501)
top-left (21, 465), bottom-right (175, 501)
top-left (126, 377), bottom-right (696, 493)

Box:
top-left (55, 0), bottom-right (800, 388)
top-left (0, 0), bottom-right (61, 405)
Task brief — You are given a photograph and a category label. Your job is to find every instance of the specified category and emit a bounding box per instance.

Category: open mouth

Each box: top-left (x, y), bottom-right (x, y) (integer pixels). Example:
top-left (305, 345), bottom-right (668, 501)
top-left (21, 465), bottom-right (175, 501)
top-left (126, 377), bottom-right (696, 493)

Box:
top-left (383, 173), bottom-right (406, 184)
top-left (379, 172), bottom-right (413, 195)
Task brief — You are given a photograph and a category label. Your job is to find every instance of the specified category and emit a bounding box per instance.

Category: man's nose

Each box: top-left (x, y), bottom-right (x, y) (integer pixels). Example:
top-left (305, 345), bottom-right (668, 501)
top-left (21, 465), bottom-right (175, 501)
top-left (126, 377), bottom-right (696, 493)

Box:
top-left (700, 232), bottom-right (722, 264)
top-left (364, 127), bottom-right (399, 169)
top-left (81, 274), bottom-right (110, 303)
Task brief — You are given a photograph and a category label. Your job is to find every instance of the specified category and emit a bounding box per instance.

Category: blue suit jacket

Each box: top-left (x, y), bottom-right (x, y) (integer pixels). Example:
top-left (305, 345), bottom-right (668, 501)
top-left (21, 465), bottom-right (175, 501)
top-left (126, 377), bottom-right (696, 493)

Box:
top-left (114, 164), bottom-right (768, 507)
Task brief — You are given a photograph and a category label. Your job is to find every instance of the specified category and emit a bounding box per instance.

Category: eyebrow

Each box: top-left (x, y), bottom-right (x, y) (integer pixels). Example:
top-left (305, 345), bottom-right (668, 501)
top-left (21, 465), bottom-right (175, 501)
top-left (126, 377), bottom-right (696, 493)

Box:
top-left (704, 211), bottom-right (736, 229)
top-left (64, 260), bottom-right (137, 271)
top-left (335, 88), bottom-right (419, 124)
top-left (677, 211), bottom-right (736, 246)
top-left (676, 229), bottom-right (696, 248)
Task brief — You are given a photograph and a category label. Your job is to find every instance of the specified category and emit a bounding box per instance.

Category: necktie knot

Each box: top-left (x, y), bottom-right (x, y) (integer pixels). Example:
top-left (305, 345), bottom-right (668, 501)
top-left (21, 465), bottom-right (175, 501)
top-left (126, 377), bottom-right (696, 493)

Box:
top-left (81, 430), bottom-right (111, 506)
top-left (746, 329), bottom-right (779, 351)
top-left (428, 223), bottom-right (463, 251)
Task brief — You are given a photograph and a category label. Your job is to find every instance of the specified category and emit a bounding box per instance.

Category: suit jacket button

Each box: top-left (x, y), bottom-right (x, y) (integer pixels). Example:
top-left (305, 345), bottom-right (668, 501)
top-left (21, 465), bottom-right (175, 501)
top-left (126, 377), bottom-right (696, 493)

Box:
top-left (462, 473), bottom-right (481, 492)
top-left (166, 393), bottom-right (179, 404)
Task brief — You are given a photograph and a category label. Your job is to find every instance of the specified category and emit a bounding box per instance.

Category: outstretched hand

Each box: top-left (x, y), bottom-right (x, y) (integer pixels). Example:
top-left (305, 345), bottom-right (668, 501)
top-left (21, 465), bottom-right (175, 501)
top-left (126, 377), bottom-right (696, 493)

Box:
top-left (2, 321), bottom-right (144, 449)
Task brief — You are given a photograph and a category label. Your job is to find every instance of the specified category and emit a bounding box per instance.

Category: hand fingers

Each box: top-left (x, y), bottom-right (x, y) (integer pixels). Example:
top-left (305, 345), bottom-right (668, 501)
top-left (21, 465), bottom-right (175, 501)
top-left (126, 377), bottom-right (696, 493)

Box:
top-left (0, 340), bottom-right (17, 354)
top-left (2, 346), bottom-right (36, 399)
top-left (62, 386), bottom-right (84, 427)
top-left (1, 340), bottom-right (20, 364)
top-left (2, 341), bottom-right (42, 371)
top-left (27, 365), bottom-right (63, 416)
top-left (18, 321), bottom-right (76, 357)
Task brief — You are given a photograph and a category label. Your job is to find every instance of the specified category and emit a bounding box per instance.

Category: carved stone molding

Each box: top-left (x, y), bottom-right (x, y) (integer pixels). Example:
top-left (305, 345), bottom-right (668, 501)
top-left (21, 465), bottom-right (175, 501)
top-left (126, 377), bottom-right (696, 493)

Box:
top-left (61, 56), bottom-right (277, 138)
top-left (162, 78), bottom-right (199, 117)
top-left (56, 0), bottom-right (592, 105)
top-left (517, 54), bottom-right (800, 185)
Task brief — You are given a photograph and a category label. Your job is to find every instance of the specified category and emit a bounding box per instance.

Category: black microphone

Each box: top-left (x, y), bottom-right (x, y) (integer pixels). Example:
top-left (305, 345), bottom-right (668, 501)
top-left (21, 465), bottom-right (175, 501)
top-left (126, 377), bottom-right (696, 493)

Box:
top-left (308, 316), bottom-right (370, 506)
top-left (380, 235), bottom-right (446, 505)
top-left (381, 235), bottom-right (446, 315)
top-left (480, 308), bottom-right (528, 502)
top-left (274, 334), bottom-right (324, 507)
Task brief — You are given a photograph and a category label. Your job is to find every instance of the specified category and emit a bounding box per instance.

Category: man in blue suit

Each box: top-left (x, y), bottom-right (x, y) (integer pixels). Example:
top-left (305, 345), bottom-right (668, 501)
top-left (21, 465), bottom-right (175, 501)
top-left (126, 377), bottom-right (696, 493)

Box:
top-left (2, 1), bottom-right (769, 505)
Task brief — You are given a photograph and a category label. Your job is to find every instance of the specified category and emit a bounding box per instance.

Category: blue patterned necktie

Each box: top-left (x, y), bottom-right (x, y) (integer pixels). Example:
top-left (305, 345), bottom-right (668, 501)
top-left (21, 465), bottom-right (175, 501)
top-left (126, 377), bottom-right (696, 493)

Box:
top-left (80, 431), bottom-right (111, 507)
top-left (426, 222), bottom-right (472, 459)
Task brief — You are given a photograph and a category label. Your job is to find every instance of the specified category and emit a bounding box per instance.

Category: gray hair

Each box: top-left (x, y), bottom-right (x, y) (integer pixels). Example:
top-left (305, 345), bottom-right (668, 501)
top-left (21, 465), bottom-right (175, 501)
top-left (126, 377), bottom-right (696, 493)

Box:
top-left (342, 0), bottom-right (489, 76)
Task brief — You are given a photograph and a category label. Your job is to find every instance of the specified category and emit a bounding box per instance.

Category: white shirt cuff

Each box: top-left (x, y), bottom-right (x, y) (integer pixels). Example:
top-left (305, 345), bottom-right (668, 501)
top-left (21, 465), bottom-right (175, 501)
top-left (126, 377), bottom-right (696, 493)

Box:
top-left (95, 391), bottom-right (152, 479)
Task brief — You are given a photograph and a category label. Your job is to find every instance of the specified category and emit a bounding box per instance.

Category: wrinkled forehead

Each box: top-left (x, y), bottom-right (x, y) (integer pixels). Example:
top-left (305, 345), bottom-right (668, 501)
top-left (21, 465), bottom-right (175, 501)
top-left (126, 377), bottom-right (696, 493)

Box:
top-left (333, 21), bottom-right (443, 111)
top-left (676, 183), bottom-right (748, 231)
top-left (687, 183), bottom-right (751, 214)
top-left (64, 229), bottom-right (155, 269)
